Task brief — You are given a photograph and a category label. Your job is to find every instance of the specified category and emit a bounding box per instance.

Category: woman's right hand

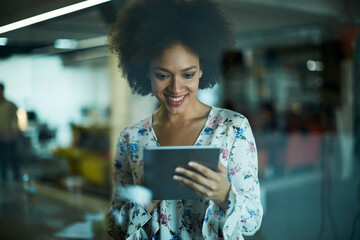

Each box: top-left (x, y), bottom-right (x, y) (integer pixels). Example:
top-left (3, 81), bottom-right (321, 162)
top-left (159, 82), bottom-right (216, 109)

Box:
top-left (146, 200), bottom-right (161, 213)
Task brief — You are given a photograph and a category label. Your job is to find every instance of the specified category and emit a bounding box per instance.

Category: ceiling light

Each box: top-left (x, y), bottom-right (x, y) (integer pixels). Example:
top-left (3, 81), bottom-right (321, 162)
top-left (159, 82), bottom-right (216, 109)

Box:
top-left (0, 37), bottom-right (8, 46)
top-left (0, 0), bottom-right (111, 34)
top-left (307, 60), bottom-right (324, 71)
top-left (54, 39), bottom-right (78, 49)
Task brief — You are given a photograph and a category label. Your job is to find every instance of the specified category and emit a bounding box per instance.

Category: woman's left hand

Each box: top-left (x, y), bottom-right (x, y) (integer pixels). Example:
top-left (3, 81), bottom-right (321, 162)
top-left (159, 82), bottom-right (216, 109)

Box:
top-left (173, 162), bottom-right (230, 211)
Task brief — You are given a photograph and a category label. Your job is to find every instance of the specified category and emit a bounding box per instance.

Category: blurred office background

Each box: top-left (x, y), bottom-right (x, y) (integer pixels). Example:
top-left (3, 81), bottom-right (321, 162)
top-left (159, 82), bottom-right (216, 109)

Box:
top-left (0, 0), bottom-right (359, 239)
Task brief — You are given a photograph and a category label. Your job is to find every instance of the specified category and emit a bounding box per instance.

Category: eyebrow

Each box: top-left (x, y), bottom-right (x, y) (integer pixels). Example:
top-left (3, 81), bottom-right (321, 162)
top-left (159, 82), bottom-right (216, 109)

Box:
top-left (152, 66), bottom-right (198, 72)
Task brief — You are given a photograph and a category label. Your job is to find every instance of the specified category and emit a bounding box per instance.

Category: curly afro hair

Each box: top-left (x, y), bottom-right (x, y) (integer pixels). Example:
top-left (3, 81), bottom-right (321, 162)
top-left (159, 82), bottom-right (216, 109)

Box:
top-left (108, 0), bottom-right (235, 96)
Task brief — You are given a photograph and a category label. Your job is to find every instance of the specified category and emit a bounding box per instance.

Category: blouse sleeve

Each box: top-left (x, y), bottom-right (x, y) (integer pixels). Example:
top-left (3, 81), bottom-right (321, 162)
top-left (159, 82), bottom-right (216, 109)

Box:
top-left (108, 131), bottom-right (152, 240)
top-left (221, 117), bottom-right (263, 238)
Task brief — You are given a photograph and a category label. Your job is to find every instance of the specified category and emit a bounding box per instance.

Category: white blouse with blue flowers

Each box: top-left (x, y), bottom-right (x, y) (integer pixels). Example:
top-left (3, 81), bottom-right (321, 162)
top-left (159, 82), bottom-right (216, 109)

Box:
top-left (108, 106), bottom-right (263, 240)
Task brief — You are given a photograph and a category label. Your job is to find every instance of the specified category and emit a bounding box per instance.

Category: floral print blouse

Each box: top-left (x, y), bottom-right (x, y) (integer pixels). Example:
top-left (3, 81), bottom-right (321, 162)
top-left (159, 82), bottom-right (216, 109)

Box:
top-left (108, 106), bottom-right (263, 240)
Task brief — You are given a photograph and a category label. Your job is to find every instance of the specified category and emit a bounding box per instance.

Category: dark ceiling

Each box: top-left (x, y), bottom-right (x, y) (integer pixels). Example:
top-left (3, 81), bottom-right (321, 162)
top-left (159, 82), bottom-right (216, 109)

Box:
top-left (0, 0), bottom-right (126, 58)
top-left (0, 0), bottom-right (359, 59)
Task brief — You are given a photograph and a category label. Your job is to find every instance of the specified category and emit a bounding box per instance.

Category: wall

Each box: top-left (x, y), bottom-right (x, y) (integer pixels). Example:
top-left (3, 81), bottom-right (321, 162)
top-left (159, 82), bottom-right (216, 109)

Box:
top-left (0, 54), bottom-right (110, 146)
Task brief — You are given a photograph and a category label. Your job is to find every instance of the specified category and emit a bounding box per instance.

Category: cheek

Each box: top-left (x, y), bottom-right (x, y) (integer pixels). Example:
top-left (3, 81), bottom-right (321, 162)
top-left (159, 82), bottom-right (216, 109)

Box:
top-left (187, 79), bottom-right (200, 92)
top-left (150, 79), bottom-right (165, 95)
top-left (150, 79), bottom-right (157, 94)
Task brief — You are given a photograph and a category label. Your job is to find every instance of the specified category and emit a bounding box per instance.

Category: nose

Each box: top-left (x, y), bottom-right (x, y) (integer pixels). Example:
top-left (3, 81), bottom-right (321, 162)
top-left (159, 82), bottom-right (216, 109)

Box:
top-left (168, 75), bottom-right (184, 93)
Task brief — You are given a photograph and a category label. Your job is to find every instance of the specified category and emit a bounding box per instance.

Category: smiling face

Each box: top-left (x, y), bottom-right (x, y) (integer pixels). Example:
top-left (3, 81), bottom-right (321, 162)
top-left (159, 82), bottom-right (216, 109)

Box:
top-left (149, 43), bottom-right (203, 116)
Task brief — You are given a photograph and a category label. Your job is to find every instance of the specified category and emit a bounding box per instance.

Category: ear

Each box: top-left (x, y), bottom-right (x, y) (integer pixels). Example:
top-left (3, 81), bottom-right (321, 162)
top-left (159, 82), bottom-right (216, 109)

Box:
top-left (198, 69), bottom-right (203, 78)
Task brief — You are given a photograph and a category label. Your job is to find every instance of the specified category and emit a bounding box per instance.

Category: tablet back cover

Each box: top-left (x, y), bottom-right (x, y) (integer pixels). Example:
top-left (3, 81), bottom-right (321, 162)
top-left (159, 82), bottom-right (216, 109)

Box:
top-left (144, 146), bottom-right (220, 200)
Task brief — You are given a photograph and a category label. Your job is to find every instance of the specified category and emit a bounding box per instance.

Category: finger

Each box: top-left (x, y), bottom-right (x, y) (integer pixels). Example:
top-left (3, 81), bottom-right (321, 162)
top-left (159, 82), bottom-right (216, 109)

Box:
top-left (175, 167), bottom-right (216, 190)
top-left (187, 161), bottom-right (218, 180)
top-left (175, 178), bottom-right (204, 198)
top-left (218, 162), bottom-right (227, 173)
top-left (173, 175), bottom-right (211, 198)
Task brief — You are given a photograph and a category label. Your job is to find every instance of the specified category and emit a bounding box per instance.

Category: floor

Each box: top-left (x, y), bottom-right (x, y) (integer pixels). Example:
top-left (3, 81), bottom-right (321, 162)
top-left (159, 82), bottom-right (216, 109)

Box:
top-left (0, 181), bottom-right (111, 240)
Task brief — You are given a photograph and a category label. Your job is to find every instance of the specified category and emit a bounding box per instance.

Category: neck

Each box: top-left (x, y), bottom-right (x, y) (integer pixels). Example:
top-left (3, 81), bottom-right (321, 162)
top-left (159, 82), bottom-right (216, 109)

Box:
top-left (156, 99), bottom-right (209, 125)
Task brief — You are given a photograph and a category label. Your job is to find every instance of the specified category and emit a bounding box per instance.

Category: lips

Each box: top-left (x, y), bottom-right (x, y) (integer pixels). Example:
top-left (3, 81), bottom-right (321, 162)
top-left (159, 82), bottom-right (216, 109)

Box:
top-left (167, 95), bottom-right (185, 101)
top-left (165, 94), bottom-right (187, 106)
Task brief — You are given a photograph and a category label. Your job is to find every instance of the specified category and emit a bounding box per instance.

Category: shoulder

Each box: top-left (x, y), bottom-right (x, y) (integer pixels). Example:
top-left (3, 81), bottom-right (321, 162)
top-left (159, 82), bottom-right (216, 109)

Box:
top-left (10, 101), bottom-right (17, 110)
top-left (119, 115), bottom-right (152, 140)
top-left (2, 100), bottom-right (17, 111)
top-left (211, 106), bottom-right (249, 127)
top-left (211, 107), bottom-right (255, 143)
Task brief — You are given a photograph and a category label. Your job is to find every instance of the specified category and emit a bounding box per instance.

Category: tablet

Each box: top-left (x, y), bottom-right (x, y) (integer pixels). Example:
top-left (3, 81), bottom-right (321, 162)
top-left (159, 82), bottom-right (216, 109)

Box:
top-left (143, 146), bottom-right (221, 200)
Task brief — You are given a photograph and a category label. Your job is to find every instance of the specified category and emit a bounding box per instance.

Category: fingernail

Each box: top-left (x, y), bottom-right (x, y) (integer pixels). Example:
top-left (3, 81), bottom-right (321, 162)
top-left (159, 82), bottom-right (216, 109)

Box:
top-left (173, 175), bottom-right (179, 180)
top-left (188, 162), bottom-right (195, 166)
top-left (175, 168), bottom-right (181, 172)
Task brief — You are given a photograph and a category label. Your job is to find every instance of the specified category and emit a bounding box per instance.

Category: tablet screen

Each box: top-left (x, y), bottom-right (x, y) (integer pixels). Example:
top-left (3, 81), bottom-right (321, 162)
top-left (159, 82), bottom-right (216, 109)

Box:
top-left (143, 146), bottom-right (221, 200)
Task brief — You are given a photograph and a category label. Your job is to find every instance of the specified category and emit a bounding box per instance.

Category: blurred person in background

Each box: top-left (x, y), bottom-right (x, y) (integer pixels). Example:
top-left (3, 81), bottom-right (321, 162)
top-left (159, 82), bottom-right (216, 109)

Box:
top-left (107, 0), bottom-right (263, 239)
top-left (255, 102), bottom-right (280, 177)
top-left (0, 82), bottom-right (20, 185)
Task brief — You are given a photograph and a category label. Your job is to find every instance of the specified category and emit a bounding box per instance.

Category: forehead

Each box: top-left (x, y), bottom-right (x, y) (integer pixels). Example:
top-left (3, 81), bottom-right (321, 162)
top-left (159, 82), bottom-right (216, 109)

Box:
top-left (150, 43), bottom-right (200, 70)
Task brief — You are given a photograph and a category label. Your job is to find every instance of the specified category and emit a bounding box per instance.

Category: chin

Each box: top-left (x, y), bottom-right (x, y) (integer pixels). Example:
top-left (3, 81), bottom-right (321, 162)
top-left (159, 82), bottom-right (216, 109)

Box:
top-left (165, 105), bottom-right (186, 115)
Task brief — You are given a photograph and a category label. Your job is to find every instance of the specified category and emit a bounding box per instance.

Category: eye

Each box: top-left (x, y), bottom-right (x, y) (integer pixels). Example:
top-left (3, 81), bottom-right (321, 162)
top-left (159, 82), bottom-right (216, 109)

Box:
top-left (155, 73), bottom-right (168, 80)
top-left (182, 72), bottom-right (195, 79)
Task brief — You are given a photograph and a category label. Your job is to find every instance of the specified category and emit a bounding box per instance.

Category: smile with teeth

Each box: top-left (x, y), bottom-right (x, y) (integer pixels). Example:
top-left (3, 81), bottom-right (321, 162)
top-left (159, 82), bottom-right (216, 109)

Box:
top-left (166, 95), bottom-right (185, 102)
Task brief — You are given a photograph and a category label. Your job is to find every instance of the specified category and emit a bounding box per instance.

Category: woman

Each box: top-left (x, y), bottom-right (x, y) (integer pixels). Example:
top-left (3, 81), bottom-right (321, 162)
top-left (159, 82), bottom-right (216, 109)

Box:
top-left (108, 0), bottom-right (263, 239)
